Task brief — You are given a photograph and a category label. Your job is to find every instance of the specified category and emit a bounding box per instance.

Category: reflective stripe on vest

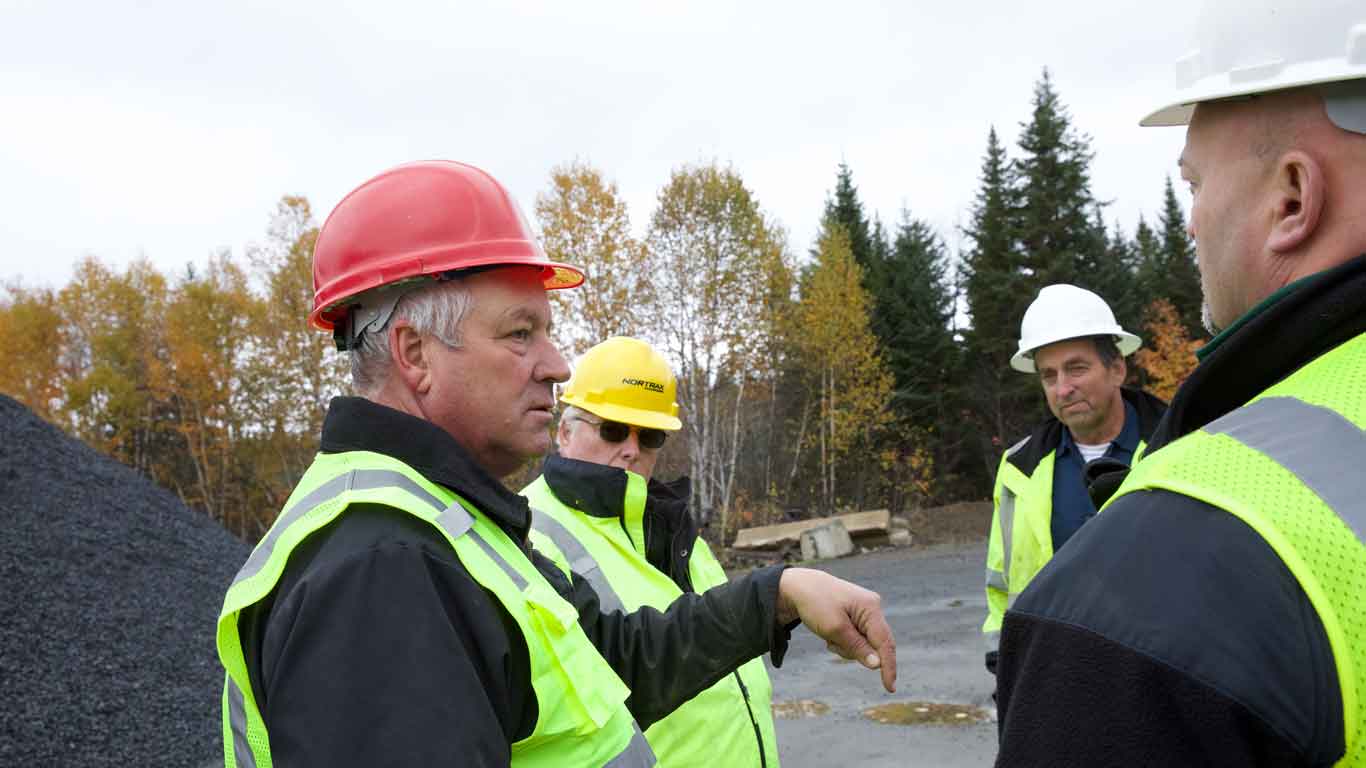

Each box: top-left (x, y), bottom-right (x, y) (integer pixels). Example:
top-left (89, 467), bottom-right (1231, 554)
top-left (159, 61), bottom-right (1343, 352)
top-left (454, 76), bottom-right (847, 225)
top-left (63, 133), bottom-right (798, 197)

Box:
top-left (523, 475), bottom-right (780, 768)
top-left (529, 507), bottom-right (627, 614)
top-left (608, 725), bottom-right (657, 768)
top-left (1107, 334), bottom-right (1366, 767)
top-left (1204, 397), bottom-right (1366, 545)
top-left (219, 458), bottom-right (649, 768)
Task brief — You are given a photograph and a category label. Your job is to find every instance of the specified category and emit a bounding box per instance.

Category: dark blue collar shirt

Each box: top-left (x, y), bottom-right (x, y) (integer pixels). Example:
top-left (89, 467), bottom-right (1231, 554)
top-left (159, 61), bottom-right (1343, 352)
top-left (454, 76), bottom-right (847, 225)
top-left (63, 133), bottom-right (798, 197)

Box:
top-left (1050, 399), bottom-right (1140, 551)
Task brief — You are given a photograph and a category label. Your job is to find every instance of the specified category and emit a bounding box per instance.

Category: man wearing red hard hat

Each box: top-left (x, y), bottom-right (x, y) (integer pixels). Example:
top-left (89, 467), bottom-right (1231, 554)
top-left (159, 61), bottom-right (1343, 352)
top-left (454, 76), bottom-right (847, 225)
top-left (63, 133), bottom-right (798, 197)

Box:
top-left (215, 160), bottom-right (897, 767)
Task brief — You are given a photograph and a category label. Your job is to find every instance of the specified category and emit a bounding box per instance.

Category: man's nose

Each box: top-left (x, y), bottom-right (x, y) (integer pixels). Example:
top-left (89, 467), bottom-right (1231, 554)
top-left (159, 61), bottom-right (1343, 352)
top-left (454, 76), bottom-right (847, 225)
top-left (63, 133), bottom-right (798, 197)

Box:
top-left (620, 430), bottom-right (640, 458)
top-left (537, 338), bottom-right (571, 384)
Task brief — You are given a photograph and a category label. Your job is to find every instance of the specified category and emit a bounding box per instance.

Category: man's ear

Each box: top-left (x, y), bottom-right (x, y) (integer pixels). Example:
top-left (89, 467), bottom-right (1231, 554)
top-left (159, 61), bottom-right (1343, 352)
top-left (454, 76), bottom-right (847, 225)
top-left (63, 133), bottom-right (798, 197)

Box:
top-left (555, 416), bottom-right (573, 447)
top-left (390, 323), bottom-right (432, 394)
top-left (1267, 150), bottom-right (1324, 253)
top-left (1108, 355), bottom-right (1127, 386)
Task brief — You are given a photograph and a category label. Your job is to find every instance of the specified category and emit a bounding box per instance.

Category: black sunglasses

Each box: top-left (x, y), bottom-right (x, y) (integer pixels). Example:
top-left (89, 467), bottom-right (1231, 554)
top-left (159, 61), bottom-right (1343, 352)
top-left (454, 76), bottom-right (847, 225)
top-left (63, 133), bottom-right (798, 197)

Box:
top-left (573, 416), bottom-right (668, 450)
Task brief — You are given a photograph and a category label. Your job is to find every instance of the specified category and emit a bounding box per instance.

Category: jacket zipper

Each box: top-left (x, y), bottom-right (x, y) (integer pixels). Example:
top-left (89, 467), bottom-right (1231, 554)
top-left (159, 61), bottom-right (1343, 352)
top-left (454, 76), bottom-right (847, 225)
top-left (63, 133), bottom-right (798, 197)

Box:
top-left (732, 670), bottom-right (767, 768)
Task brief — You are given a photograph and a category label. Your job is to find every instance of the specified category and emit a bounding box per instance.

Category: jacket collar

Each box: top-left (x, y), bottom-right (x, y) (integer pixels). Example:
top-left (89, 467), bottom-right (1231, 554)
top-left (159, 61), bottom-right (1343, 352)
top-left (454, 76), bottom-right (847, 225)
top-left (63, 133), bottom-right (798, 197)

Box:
top-left (541, 454), bottom-right (696, 575)
top-left (318, 396), bottom-right (533, 539)
top-left (1147, 254), bottom-right (1366, 453)
top-left (542, 454), bottom-right (631, 520)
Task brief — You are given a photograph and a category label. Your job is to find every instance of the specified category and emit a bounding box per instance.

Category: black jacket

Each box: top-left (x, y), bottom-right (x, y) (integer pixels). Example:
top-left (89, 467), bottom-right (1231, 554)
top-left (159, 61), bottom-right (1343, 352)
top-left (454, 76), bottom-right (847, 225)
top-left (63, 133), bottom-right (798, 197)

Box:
top-left (235, 397), bottom-right (790, 767)
top-left (995, 255), bottom-right (1366, 767)
top-left (540, 454), bottom-right (699, 592)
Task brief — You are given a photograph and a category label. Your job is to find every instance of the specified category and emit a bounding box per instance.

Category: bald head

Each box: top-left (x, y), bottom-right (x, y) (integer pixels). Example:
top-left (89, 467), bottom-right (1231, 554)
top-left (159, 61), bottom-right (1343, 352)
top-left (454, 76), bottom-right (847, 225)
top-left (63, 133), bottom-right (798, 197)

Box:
top-left (1179, 86), bottom-right (1366, 331)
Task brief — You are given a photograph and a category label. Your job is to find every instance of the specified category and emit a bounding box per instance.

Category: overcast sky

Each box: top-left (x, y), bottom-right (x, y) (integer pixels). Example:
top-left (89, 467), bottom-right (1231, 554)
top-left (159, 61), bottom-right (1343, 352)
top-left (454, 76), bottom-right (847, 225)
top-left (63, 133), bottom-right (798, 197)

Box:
top-left (1, 0), bottom-right (1195, 291)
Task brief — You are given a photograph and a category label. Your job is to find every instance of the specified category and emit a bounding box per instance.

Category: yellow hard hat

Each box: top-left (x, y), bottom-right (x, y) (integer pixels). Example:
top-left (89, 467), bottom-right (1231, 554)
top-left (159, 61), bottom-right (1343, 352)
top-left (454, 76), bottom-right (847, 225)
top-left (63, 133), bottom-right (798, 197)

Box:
top-left (560, 337), bottom-right (682, 431)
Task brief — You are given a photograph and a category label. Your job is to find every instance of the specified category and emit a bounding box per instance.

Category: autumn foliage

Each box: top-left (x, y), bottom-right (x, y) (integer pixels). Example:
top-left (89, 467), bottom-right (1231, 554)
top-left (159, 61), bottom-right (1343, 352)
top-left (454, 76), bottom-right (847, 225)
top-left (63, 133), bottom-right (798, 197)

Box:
top-left (1135, 298), bottom-right (1203, 401)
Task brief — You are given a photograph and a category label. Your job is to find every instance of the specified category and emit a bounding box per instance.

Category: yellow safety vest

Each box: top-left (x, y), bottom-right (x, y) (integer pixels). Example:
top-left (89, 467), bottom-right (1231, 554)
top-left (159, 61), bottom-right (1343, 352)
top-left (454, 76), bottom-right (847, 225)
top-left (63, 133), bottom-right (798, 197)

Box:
top-left (216, 450), bottom-right (655, 767)
top-left (984, 436), bottom-right (1150, 643)
top-left (1106, 333), bottom-right (1366, 766)
top-left (523, 472), bottom-right (781, 768)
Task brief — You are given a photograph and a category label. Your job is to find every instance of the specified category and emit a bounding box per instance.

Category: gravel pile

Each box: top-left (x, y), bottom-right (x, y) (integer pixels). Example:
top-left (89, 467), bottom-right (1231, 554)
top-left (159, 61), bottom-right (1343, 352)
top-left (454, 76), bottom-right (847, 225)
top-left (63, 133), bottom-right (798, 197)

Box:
top-left (1, 394), bottom-right (250, 766)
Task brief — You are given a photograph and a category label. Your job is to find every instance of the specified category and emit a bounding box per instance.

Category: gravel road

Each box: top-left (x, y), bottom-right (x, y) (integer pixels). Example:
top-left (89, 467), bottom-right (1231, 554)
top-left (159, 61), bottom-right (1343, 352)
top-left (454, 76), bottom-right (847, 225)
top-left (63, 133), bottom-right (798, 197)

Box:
top-left (768, 541), bottom-right (999, 767)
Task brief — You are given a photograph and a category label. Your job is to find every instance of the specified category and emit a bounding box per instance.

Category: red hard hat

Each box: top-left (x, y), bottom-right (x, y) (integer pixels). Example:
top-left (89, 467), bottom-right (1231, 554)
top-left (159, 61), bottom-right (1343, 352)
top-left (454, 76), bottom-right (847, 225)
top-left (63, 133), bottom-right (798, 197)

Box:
top-left (310, 160), bottom-right (584, 332)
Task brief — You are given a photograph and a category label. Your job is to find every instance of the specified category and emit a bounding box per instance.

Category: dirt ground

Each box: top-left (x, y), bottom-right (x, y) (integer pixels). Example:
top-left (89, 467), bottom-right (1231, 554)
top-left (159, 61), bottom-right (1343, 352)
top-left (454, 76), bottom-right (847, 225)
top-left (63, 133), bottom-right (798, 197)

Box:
top-left (905, 501), bottom-right (993, 548)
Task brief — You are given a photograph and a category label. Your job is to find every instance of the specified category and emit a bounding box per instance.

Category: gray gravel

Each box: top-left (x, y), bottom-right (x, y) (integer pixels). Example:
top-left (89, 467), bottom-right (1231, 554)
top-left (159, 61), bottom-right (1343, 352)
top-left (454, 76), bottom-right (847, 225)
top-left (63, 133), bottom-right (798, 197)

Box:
top-left (770, 542), bottom-right (999, 767)
top-left (1, 395), bottom-right (249, 766)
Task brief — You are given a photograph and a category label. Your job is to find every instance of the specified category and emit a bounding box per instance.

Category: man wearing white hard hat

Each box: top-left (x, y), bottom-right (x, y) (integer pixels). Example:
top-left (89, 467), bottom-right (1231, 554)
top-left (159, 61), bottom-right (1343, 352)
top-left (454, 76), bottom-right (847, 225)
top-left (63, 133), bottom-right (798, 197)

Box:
top-left (995, 1), bottom-right (1366, 764)
top-left (981, 284), bottom-right (1167, 682)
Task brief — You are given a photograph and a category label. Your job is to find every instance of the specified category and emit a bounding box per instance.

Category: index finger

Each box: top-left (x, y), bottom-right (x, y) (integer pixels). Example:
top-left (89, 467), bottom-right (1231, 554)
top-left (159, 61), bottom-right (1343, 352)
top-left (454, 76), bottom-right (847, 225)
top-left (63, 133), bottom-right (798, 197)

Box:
top-left (865, 611), bottom-right (897, 693)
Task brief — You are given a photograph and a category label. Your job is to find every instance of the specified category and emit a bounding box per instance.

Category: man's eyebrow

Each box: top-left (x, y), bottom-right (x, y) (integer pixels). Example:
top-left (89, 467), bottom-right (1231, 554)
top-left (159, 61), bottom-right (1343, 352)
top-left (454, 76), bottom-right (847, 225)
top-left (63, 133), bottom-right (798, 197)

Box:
top-left (500, 305), bottom-right (549, 329)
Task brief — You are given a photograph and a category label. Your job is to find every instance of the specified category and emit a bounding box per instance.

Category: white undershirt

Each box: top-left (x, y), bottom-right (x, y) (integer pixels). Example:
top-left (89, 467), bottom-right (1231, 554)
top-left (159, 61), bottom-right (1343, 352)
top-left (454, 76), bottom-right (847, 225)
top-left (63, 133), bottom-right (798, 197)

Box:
top-left (1076, 441), bottom-right (1111, 463)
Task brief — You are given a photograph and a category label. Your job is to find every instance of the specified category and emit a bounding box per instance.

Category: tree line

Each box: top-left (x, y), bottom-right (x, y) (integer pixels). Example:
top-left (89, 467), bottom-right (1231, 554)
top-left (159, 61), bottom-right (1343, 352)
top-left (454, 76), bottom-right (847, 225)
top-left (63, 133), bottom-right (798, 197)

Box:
top-left (0, 72), bottom-right (1202, 543)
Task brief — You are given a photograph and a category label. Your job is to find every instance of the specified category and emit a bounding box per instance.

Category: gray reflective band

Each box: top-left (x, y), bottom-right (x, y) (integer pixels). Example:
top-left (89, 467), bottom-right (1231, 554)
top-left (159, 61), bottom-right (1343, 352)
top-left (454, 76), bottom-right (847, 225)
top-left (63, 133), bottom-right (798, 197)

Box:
top-left (999, 488), bottom-right (1016, 586)
top-left (530, 508), bottom-right (627, 615)
top-left (471, 533), bottom-right (527, 590)
top-left (227, 677), bottom-right (256, 768)
top-left (233, 469), bottom-right (449, 586)
top-left (1205, 396), bottom-right (1366, 547)
top-left (986, 568), bottom-right (1007, 592)
top-left (984, 630), bottom-right (1000, 650)
top-left (604, 723), bottom-right (658, 767)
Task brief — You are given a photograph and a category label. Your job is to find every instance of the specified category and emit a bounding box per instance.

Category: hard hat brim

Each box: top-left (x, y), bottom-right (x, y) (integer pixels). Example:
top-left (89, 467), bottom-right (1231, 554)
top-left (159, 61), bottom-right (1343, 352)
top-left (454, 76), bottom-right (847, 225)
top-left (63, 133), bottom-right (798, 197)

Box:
top-left (565, 399), bottom-right (684, 432)
top-left (1011, 330), bottom-right (1142, 374)
top-left (311, 255), bottom-right (584, 332)
top-left (1140, 68), bottom-right (1366, 127)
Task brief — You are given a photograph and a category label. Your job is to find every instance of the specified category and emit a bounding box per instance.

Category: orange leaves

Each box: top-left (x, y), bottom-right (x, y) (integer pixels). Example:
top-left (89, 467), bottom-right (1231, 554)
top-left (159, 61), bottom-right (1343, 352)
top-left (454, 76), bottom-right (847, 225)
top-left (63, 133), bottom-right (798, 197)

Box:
top-left (1134, 298), bottom-right (1202, 401)
top-left (534, 161), bottom-right (649, 358)
top-left (0, 282), bottom-right (66, 421)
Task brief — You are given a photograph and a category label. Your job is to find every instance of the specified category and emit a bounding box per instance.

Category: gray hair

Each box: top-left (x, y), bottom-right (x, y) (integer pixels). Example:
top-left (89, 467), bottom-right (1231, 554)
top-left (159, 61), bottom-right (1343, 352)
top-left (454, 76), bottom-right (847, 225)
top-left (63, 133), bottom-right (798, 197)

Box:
top-left (349, 279), bottom-right (475, 397)
top-left (558, 404), bottom-right (593, 436)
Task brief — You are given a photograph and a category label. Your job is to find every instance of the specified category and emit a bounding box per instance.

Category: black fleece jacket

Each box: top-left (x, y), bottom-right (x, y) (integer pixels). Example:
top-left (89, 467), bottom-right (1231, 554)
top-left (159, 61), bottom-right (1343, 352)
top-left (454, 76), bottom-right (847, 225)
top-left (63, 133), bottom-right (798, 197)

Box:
top-left (235, 397), bottom-right (790, 767)
top-left (995, 255), bottom-right (1366, 767)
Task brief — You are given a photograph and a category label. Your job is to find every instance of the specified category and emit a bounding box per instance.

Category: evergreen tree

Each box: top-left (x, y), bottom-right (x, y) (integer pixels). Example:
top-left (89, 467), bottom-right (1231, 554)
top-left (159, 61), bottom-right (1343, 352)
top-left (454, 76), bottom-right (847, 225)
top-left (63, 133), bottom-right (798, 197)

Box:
top-left (1014, 69), bottom-right (1105, 288)
top-left (1075, 213), bottom-right (1142, 338)
top-left (881, 210), bottom-right (956, 425)
top-left (1155, 176), bottom-right (1205, 338)
top-left (961, 127), bottom-right (1041, 477)
top-left (1133, 214), bottom-right (1162, 302)
top-left (962, 127), bottom-right (1021, 362)
top-left (821, 163), bottom-right (875, 274)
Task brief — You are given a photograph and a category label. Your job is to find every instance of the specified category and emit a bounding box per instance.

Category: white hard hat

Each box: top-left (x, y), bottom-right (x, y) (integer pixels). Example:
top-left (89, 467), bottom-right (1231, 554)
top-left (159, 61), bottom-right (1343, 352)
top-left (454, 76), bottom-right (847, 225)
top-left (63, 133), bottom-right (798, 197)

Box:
top-left (1142, 0), bottom-right (1366, 133)
top-left (1011, 284), bottom-right (1141, 373)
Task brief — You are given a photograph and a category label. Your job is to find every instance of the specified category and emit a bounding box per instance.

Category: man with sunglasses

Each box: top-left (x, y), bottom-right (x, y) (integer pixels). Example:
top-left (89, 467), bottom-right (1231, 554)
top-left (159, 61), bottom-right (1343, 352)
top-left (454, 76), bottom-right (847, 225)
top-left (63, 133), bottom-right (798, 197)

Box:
top-left (522, 336), bottom-right (782, 767)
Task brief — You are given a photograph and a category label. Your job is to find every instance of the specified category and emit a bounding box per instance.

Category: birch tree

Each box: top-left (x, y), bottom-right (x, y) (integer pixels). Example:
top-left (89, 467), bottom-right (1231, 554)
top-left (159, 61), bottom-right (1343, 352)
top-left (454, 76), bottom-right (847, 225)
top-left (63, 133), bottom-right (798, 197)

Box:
top-left (644, 163), bottom-right (787, 529)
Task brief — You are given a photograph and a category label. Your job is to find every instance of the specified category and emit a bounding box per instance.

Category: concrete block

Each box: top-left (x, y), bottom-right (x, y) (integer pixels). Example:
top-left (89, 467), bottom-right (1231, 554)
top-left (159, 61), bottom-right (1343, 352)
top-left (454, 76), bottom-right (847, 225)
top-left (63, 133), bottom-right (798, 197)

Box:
top-left (800, 520), bottom-right (854, 561)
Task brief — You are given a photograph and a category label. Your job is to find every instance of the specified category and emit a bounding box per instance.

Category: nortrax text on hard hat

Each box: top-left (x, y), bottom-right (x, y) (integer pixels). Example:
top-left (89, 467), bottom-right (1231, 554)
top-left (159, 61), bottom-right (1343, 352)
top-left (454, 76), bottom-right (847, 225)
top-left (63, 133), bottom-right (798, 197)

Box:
top-left (993, 1), bottom-right (1366, 765)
